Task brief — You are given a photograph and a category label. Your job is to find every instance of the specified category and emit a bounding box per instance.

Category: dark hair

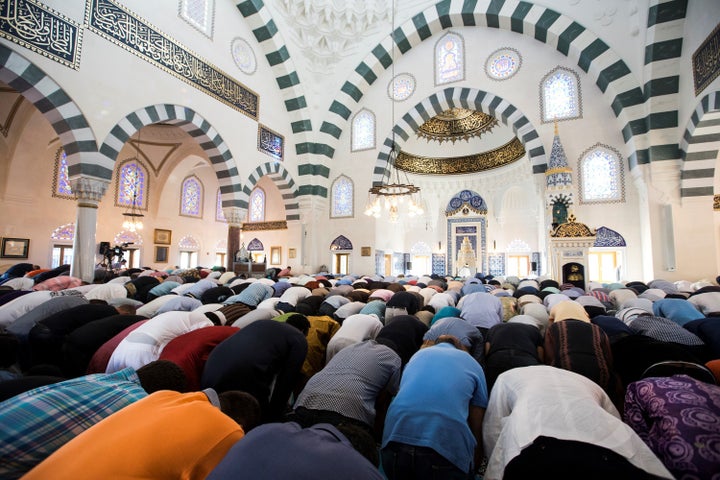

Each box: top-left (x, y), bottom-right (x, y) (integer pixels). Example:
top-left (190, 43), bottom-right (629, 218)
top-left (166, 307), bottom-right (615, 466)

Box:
top-left (286, 314), bottom-right (311, 335)
top-left (335, 423), bottom-right (379, 466)
top-left (136, 360), bottom-right (187, 393)
top-left (218, 391), bottom-right (261, 431)
top-left (0, 333), bottom-right (19, 368)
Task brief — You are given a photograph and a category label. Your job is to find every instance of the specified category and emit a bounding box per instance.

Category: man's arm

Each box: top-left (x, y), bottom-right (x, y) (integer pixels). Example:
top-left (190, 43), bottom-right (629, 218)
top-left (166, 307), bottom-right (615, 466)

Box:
top-left (468, 405), bottom-right (485, 472)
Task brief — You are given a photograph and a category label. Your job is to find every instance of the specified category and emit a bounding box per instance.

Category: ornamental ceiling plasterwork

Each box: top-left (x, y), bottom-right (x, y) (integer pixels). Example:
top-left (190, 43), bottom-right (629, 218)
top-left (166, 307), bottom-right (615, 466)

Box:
top-left (396, 137), bottom-right (525, 175)
top-left (272, 0), bottom-right (391, 72)
top-left (417, 108), bottom-right (499, 143)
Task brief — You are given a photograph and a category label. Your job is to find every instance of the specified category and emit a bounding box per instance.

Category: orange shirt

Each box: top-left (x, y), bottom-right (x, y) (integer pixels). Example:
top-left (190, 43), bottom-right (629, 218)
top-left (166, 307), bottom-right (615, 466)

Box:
top-left (25, 390), bottom-right (244, 480)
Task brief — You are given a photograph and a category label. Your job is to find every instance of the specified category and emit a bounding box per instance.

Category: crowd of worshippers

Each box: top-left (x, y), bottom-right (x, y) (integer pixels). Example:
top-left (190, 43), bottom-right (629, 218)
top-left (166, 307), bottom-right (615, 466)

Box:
top-left (0, 261), bottom-right (719, 479)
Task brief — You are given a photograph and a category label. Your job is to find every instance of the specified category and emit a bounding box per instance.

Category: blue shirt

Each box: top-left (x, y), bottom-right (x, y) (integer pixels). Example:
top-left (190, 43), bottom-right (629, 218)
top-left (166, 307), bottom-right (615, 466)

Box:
top-left (0, 368), bottom-right (147, 479)
top-left (382, 342), bottom-right (488, 473)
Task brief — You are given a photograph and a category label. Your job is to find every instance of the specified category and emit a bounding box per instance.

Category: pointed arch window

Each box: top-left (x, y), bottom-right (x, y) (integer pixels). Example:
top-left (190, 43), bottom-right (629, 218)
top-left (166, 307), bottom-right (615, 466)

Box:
top-left (179, 0), bottom-right (214, 38)
top-left (216, 189), bottom-right (226, 222)
top-left (180, 175), bottom-right (203, 218)
top-left (52, 149), bottom-right (74, 199)
top-left (248, 187), bottom-right (265, 222)
top-left (331, 175), bottom-right (354, 218)
top-left (579, 144), bottom-right (625, 204)
top-left (541, 67), bottom-right (581, 123)
top-left (435, 32), bottom-right (464, 85)
top-left (116, 160), bottom-right (148, 210)
top-left (351, 109), bottom-right (375, 151)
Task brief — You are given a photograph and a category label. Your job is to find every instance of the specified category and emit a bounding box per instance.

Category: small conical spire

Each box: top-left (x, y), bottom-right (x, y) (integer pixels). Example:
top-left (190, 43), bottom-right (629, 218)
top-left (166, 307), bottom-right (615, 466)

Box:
top-left (554, 118), bottom-right (558, 136)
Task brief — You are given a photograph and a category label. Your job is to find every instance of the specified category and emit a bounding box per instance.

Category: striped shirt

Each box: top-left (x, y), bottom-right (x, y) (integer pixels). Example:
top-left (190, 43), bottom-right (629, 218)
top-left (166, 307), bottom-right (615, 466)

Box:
top-left (0, 368), bottom-right (147, 479)
top-left (294, 340), bottom-right (401, 426)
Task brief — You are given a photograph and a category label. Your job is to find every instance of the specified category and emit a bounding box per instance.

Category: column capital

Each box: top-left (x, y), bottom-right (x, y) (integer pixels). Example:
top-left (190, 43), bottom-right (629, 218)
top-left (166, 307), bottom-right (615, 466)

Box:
top-left (222, 206), bottom-right (246, 226)
top-left (70, 176), bottom-right (109, 206)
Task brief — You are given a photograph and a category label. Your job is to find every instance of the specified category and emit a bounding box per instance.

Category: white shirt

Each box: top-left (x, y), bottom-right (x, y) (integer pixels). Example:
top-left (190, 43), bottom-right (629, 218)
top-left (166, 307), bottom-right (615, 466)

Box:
top-left (325, 313), bottom-right (383, 364)
top-left (482, 366), bottom-right (673, 480)
top-left (106, 310), bottom-right (212, 373)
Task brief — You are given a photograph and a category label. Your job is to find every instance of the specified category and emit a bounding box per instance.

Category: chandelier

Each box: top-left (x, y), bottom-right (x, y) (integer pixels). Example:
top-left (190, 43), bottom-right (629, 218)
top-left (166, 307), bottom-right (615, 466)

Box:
top-left (122, 130), bottom-right (144, 232)
top-left (364, 145), bottom-right (424, 222)
top-left (363, 1), bottom-right (423, 224)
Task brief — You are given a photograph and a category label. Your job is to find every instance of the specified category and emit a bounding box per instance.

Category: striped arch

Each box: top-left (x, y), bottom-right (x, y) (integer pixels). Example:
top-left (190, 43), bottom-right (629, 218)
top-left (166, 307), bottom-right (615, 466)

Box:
top-left (0, 45), bottom-right (98, 180)
top-left (243, 162), bottom-right (300, 221)
top-left (680, 91), bottom-right (720, 198)
top-left (373, 88), bottom-right (545, 185)
top-left (640, 0), bottom-right (687, 166)
top-left (235, 1), bottom-right (323, 198)
top-left (317, 0), bottom-right (646, 187)
top-left (99, 104), bottom-right (245, 209)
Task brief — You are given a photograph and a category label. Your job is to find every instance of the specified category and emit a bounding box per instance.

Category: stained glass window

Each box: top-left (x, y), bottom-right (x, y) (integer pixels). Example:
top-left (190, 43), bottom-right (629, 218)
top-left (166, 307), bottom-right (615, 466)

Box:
top-left (388, 73), bottom-right (416, 101)
top-left (116, 161), bottom-right (147, 209)
top-left (579, 145), bottom-right (624, 203)
top-left (180, 0), bottom-right (214, 37)
top-left (351, 109), bottom-right (375, 151)
top-left (53, 150), bottom-right (73, 198)
top-left (179, 235), bottom-right (200, 250)
top-left (216, 189), bottom-right (226, 222)
top-left (180, 176), bottom-right (203, 217)
top-left (541, 67), bottom-right (581, 122)
top-left (435, 32), bottom-right (464, 85)
top-left (331, 175), bottom-right (353, 218)
top-left (249, 188), bottom-right (265, 222)
top-left (51, 223), bottom-right (75, 241)
top-left (486, 48), bottom-right (521, 80)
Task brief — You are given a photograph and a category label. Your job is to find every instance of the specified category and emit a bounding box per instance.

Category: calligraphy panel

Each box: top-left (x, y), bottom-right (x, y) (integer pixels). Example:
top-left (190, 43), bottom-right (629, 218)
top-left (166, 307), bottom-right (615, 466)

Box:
top-left (0, 0), bottom-right (82, 69)
top-left (257, 124), bottom-right (283, 161)
top-left (693, 23), bottom-right (720, 95)
top-left (86, 0), bottom-right (258, 118)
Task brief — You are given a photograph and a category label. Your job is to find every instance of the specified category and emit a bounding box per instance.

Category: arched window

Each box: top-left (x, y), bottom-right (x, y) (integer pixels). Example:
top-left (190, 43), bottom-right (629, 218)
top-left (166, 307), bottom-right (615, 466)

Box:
top-left (351, 109), bottom-right (375, 151)
top-left (50, 223), bottom-right (75, 268)
top-left (579, 144), bottom-right (625, 204)
top-left (180, 0), bottom-right (214, 38)
top-left (115, 160), bottom-right (148, 209)
top-left (52, 149), bottom-right (73, 199)
top-left (331, 175), bottom-right (353, 218)
top-left (435, 32), bottom-right (464, 85)
top-left (216, 189), bottom-right (226, 222)
top-left (178, 235), bottom-right (200, 269)
top-left (541, 67), bottom-right (581, 123)
top-left (248, 187), bottom-right (265, 222)
top-left (180, 175), bottom-right (203, 218)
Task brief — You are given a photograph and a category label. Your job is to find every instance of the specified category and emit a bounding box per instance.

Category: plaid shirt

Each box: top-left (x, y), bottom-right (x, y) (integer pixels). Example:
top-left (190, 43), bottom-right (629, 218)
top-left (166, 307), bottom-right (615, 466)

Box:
top-left (0, 368), bottom-right (147, 479)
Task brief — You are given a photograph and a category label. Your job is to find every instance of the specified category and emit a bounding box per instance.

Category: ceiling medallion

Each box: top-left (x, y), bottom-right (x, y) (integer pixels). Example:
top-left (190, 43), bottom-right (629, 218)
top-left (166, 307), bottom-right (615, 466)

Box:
top-left (395, 137), bottom-right (526, 175)
top-left (416, 108), bottom-right (498, 143)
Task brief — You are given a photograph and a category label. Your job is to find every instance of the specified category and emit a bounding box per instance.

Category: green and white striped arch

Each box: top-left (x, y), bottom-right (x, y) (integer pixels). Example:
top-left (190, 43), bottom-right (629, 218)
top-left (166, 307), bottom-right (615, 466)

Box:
top-left (0, 44), bottom-right (99, 180)
top-left (99, 104), bottom-right (246, 210)
top-left (680, 91), bottom-right (720, 198)
top-left (373, 87), bottom-right (546, 185)
top-left (244, 161), bottom-right (301, 221)
top-left (235, 0), bottom-right (326, 200)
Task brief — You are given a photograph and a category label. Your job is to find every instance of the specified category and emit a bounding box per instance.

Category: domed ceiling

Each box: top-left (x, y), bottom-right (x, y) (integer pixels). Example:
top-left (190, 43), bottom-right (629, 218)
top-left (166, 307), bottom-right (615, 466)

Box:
top-left (396, 107), bottom-right (526, 175)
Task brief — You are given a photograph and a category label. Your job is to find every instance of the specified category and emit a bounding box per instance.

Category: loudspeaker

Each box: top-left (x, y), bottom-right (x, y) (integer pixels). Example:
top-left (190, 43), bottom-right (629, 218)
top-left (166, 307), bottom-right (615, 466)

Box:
top-left (531, 261), bottom-right (537, 271)
top-left (406, 261), bottom-right (412, 270)
top-left (99, 241), bottom-right (110, 255)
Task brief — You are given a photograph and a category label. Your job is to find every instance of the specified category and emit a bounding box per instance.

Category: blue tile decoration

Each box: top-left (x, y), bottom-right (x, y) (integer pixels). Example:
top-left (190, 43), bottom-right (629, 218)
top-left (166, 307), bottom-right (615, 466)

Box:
top-left (247, 238), bottom-right (264, 251)
top-left (258, 124), bottom-right (284, 161)
top-left (532, 252), bottom-right (541, 275)
top-left (87, 0), bottom-right (258, 118)
top-left (330, 235), bottom-right (353, 250)
top-left (447, 217), bottom-right (486, 275)
top-left (446, 190), bottom-right (488, 216)
top-left (375, 250), bottom-right (384, 275)
top-left (0, 0), bottom-right (82, 69)
top-left (393, 253), bottom-right (404, 275)
top-left (594, 226), bottom-right (626, 247)
top-left (431, 253), bottom-right (446, 276)
top-left (488, 254), bottom-right (505, 277)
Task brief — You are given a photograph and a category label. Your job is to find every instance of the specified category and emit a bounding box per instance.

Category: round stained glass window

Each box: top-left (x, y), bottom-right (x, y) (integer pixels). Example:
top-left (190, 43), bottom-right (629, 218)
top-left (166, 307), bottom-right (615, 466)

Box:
top-left (485, 48), bottom-right (521, 80)
top-left (388, 73), bottom-right (416, 101)
top-left (231, 37), bottom-right (257, 74)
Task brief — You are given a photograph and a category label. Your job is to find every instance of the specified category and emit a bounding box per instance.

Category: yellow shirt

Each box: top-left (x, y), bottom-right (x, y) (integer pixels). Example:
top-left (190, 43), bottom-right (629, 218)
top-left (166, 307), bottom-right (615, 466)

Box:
top-left (25, 390), bottom-right (244, 480)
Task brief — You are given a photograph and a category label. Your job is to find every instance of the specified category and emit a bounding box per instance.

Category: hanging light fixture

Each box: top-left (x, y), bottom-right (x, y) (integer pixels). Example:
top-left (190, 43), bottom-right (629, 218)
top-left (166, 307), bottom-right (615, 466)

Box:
top-left (364, 1), bottom-right (423, 223)
top-left (122, 130), bottom-right (144, 232)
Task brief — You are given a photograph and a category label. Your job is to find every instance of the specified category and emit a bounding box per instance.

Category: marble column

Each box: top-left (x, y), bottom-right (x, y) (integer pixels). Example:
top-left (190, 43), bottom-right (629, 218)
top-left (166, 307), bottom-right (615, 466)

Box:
top-left (70, 177), bottom-right (109, 283)
top-left (223, 207), bottom-right (245, 272)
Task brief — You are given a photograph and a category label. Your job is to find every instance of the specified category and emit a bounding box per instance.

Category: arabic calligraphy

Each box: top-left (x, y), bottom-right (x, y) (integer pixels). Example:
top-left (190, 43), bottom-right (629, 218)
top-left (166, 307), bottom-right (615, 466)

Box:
top-left (87, 0), bottom-right (258, 118)
top-left (0, 0), bottom-right (81, 69)
top-left (693, 22), bottom-right (720, 95)
top-left (257, 124), bottom-right (284, 161)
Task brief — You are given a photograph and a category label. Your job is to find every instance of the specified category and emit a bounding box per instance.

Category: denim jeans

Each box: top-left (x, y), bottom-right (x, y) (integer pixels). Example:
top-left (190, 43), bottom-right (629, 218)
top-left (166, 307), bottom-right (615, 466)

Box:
top-left (381, 442), bottom-right (472, 480)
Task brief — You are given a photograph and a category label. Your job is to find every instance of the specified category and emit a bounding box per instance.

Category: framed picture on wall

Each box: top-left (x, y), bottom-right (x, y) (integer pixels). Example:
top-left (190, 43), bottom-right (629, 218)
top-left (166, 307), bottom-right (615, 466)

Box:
top-left (154, 229), bottom-right (172, 245)
top-left (288, 248), bottom-right (296, 259)
top-left (270, 246), bottom-right (281, 265)
top-left (155, 246), bottom-right (169, 263)
top-left (361, 246), bottom-right (372, 257)
top-left (1, 238), bottom-right (29, 258)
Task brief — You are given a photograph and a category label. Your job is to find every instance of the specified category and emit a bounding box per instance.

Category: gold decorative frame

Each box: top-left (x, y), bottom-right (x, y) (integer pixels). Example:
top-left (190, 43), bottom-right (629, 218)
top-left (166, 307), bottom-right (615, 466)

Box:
top-left (361, 246), bottom-right (372, 256)
top-left (154, 246), bottom-right (169, 263)
top-left (288, 248), bottom-right (297, 259)
top-left (154, 229), bottom-right (172, 245)
top-left (1, 238), bottom-right (30, 258)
